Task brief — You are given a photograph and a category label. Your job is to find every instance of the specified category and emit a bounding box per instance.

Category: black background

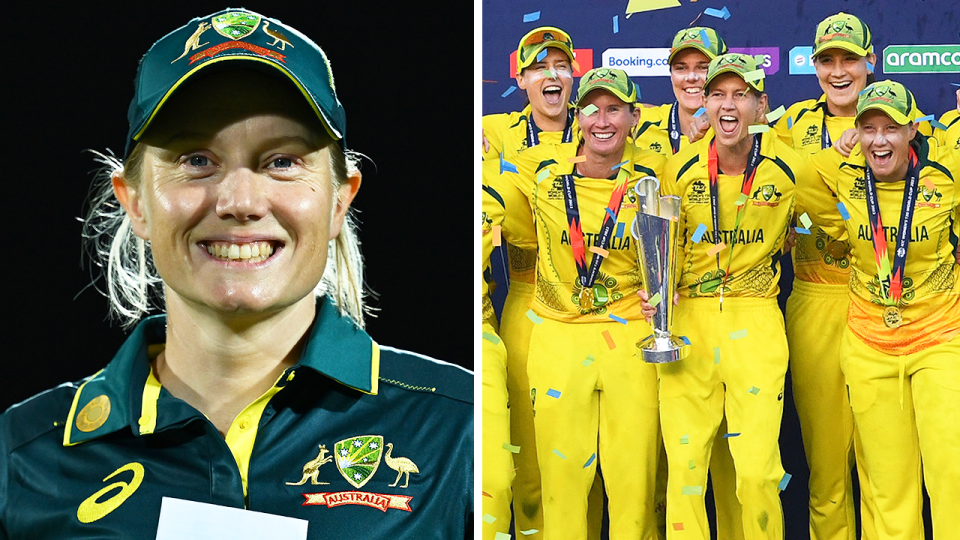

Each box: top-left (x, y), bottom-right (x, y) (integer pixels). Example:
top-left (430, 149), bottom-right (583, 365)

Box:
top-left (2, 2), bottom-right (472, 412)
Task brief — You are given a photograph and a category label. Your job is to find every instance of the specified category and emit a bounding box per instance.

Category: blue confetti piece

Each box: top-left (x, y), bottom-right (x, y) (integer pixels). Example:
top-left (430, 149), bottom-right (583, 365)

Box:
top-left (613, 15), bottom-right (619, 34)
top-left (723, 432), bottom-right (741, 438)
top-left (699, 29), bottom-right (711, 49)
top-left (546, 388), bottom-right (561, 399)
top-left (837, 202), bottom-right (850, 220)
top-left (779, 472), bottom-right (793, 491)
top-left (583, 453), bottom-right (597, 468)
top-left (693, 107), bottom-right (707, 118)
top-left (499, 153), bottom-right (518, 175)
top-left (858, 87), bottom-right (871, 96)
top-left (914, 114), bottom-right (934, 123)
top-left (931, 119), bottom-right (948, 131)
top-left (536, 49), bottom-right (548, 63)
top-left (609, 314), bottom-right (628, 325)
top-left (704, 6), bottom-right (730, 19)
top-left (605, 207), bottom-right (617, 221)
top-left (795, 227), bottom-right (811, 235)
top-left (680, 336), bottom-right (691, 345)
top-left (952, 83), bottom-right (960, 87)
top-left (612, 160), bottom-right (629, 171)
top-left (787, 116), bottom-right (793, 129)
top-left (692, 223), bottom-right (708, 243)
top-left (616, 222), bottom-right (625, 239)
top-left (501, 85), bottom-right (517, 98)
top-left (523, 11), bottom-right (541, 22)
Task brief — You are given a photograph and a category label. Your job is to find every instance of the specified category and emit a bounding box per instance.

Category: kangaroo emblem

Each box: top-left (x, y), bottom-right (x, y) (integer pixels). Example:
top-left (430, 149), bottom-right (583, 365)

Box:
top-left (171, 22), bottom-right (211, 64)
top-left (286, 445), bottom-right (334, 485)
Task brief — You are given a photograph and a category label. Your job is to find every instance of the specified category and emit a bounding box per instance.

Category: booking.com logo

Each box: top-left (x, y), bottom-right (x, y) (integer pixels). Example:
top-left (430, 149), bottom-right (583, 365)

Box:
top-left (602, 48), bottom-right (672, 76)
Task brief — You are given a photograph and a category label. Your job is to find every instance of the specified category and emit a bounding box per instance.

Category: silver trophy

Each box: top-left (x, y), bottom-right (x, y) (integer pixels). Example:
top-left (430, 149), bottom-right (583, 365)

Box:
top-left (631, 176), bottom-right (689, 363)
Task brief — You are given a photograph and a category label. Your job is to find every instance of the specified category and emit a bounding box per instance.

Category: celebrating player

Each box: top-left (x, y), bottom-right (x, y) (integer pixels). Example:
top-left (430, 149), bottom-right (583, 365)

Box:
top-left (485, 67), bottom-right (666, 540)
top-left (644, 53), bottom-right (811, 539)
top-left (801, 80), bottom-right (960, 540)
top-left (0, 9), bottom-right (472, 538)
top-left (933, 83), bottom-right (959, 150)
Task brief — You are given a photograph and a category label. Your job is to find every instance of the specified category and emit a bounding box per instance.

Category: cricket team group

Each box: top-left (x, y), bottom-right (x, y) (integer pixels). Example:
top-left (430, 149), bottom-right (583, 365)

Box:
top-left (481, 11), bottom-right (959, 540)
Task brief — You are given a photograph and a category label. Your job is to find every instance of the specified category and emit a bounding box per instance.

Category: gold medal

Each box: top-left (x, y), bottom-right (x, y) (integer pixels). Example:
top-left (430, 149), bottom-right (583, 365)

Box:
top-left (579, 287), bottom-right (594, 311)
top-left (882, 306), bottom-right (902, 329)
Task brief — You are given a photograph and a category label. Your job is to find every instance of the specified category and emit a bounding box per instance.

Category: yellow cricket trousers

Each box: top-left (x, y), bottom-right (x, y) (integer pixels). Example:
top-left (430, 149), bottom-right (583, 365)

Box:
top-left (786, 280), bottom-right (875, 540)
top-left (482, 327), bottom-right (513, 539)
top-left (658, 297), bottom-right (788, 540)
top-left (527, 315), bottom-right (662, 540)
top-left (840, 327), bottom-right (960, 540)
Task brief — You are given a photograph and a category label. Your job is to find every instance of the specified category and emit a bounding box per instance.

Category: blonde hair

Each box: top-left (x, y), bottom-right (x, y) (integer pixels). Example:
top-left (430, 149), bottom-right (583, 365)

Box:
top-left (82, 143), bottom-right (370, 330)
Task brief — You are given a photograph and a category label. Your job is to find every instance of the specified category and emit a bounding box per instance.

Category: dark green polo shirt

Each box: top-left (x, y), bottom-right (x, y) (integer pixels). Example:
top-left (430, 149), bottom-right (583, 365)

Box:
top-left (0, 297), bottom-right (473, 539)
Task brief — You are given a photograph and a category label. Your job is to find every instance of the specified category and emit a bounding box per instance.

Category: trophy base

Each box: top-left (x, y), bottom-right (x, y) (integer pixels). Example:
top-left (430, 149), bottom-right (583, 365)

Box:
top-left (636, 334), bottom-right (689, 364)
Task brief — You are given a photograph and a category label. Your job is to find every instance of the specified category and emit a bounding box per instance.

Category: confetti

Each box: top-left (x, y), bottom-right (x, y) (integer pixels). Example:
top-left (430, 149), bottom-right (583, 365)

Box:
top-left (649, 292), bottom-right (662, 307)
top-left (779, 472), bottom-right (793, 491)
top-left (536, 49), bottom-right (548, 63)
top-left (482, 332), bottom-right (501, 345)
top-left (602, 330), bottom-right (616, 349)
top-left (606, 207), bottom-right (617, 220)
top-left (729, 328), bottom-right (748, 340)
top-left (765, 105), bottom-right (786, 123)
top-left (795, 227), bottom-right (811, 235)
top-left (699, 29), bottom-right (711, 49)
top-left (704, 6), bottom-right (730, 19)
top-left (616, 222), bottom-right (625, 238)
top-left (546, 388), bottom-right (561, 399)
top-left (520, 530), bottom-right (540, 536)
top-left (735, 193), bottom-right (748, 206)
top-left (495, 533), bottom-right (512, 540)
top-left (542, 69), bottom-right (555, 79)
top-left (522, 11), bottom-right (541, 22)
top-left (742, 69), bottom-right (765, 83)
top-left (501, 85), bottom-right (517, 98)
top-left (582, 355), bottom-right (595, 367)
top-left (500, 153), bottom-right (518, 175)
top-left (681, 336), bottom-right (691, 345)
top-left (922, 177), bottom-right (936, 191)
top-left (613, 15), bottom-right (619, 34)
top-left (568, 155), bottom-right (587, 163)
top-left (693, 107), bottom-right (707, 118)
top-left (609, 314), bottom-right (628, 325)
top-left (747, 124), bottom-right (770, 134)
top-left (680, 434), bottom-right (690, 444)
top-left (526, 309), bottom-right (544, 325)
top-left (748, 386), bottom-right (760, 395)
top-left (482, 491), bottom-right (492, 498)
top-left (673, 522), bottom-right (685, 531)
top-left (682, 485), bottom-right (704, 495)
top-left (799, 212), bottom-right (812, 228)
top-left (930, 119), bottom-right (948, 130)
top-left (692, 223), bottom-right (708, 243)
top-left (483, 514), bottom-right (497, 524)
top-left (492, 225), bottom-right (502, 247)
top-left (503, 442), bottom-right (521, 453)
top-left (581, 104), bottom-right (599, 116)
top-left (723, 432), bottom-right (741, 438)
top-left (625, 0), bottom-right (681, 16)
top-left (914, 114), bottom-right (934, 124)
top-left (584, 453), bottom-right (597, 468)
top-left (552, 449), bottom-right (567, 459)
top-left (714, 347), bottom-right (720, 364)
top-left (589, 245), bottom-right (610, 258)
top-left (787, 116), bottom-right (794, 129)
top-left (537, 168), bottom-right (552, 183)
top-left (612, 160), bottom-right (629, 171)
top-left (837, 202), bottom-right (850, 220)
top-left (688, 460), bottom-right (696, 469)
top-left (706, 242), bottom-right (726, 257)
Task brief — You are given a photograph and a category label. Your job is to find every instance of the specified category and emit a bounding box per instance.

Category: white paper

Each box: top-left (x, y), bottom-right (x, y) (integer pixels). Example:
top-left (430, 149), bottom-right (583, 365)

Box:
top-left (156, 497), bottom-right (308, 540)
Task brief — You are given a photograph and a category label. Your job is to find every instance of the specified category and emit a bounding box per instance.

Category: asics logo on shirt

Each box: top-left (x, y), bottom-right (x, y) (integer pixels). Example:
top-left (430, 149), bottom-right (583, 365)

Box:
top-left (77, 462), bottom-right (145, 524)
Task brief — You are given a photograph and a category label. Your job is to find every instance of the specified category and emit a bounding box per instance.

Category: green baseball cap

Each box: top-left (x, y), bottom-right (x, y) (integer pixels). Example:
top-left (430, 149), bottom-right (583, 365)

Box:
top-left (856, 80), bottom-right (916, 125)
top-left (668, 27), bottom-right (728, 64)
top-left (516, 26), bottom-right (575, 75)
top-left (813, 12), bottom-right (873, 57)
top-left (703, 53), bottom-right (764, 93)
top-left (576, 68), bottom-right (638, 106)
top-left (125, 8), bottom-right (346, 157)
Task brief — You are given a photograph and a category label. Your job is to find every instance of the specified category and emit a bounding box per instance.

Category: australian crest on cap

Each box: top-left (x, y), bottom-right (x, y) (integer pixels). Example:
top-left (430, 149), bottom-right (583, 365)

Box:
top-left (212, 11), bottom-right (261, 40)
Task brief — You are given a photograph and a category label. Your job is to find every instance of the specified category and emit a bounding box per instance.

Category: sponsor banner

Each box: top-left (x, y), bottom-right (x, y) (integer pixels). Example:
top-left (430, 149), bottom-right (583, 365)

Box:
top-left (302, 491), bottom-right (413, 512)
top-left (883, 44), bottom-right (960, 74)
top-left (789, 46), bottom-right (816, 75)
top-left (508, 48), bottom-right (594, 77)
top-left (729, 47), bottom-right (780, 75)
top-left (601, 48), bottom-right (671, 76)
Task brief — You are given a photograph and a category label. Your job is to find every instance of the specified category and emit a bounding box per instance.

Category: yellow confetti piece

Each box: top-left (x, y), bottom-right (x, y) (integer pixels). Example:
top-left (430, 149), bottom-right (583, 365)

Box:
top-left (649, 292), bottom-right (662, 307)
top-left (483, 514), bottom-right (497, 524)
top-left (568, 155), bottom-right (587, 164)
top-left (688, 460), bottom-right (695, 469)
top-left (799, 212), bottom-right (812, 229)
top-left (625, 0), bottom-right (681, 15)
top-left (682, 485), bottom-right (703, 495)
top-left (742, 69), bottom-right (765, 82)
top-left (580, 103), bottom-right (598, 116)
top-left (765, 105), bottom-right (786, 123)
top-left (502, 443), bottom-right (521, 453)
top-left (748, 386), bottom-right (760, 395)
top-left (680, 434), bottom-right (689, 444)
top-left (706, 242), bottom-right (726, 257)
top-left (492, 225), bottom-right (502, 247)
top-left (602, 330), bottom-right (616, 349)
top-left (747, 124), bottom-right (770, 134)
top-left (552, 449), bottom-right (567, 459)
top-left (735, 193), bottom-right (748, 206)
top-left (520, 530), bottom-right (540, 536)
top-left (582, 355), bottom-right (595, 367)
top-left (922, 177), bottom-right (936, 191)
top-left (495, 533), bottom-right (512, 540)
top-left (714, 346), bottom-right (721, 364)
top-left (482, 332), bottom-right (501, 345)
top-left (526, 309), bottom-right (544, 324)
top-left (589, 245), bottom-right (610, 258)
top-left (729, 328), bottom-right (748, 340)
top-left (536, 168), bottom-right (552, 183)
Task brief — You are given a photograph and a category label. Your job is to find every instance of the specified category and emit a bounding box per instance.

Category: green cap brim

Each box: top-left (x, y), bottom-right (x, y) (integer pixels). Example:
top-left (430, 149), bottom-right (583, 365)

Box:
top-left (813, 41), bottom-right (870, 58)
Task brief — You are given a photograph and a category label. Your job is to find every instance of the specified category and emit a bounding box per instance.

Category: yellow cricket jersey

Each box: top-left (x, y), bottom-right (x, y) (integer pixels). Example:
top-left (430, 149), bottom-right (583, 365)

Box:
top-left (773, 96), bottom-right (857, 285)
top-left (803, 137), bottom-right (960, 355)
top-left (633, 103), bottom-right (695, 158)
top-left (483, 142), bottom-right (667, 323)
top-left (934, 109), bottom-right (959, 151)
top-left (662, 132), bottom-right (806, 299)
top-left (482, 184), bottom-right (505, 333)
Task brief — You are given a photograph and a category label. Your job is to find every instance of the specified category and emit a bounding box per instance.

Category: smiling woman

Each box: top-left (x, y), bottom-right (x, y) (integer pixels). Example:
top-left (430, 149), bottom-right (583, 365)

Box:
top-left (0, 8), bottom-right (472, 540)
